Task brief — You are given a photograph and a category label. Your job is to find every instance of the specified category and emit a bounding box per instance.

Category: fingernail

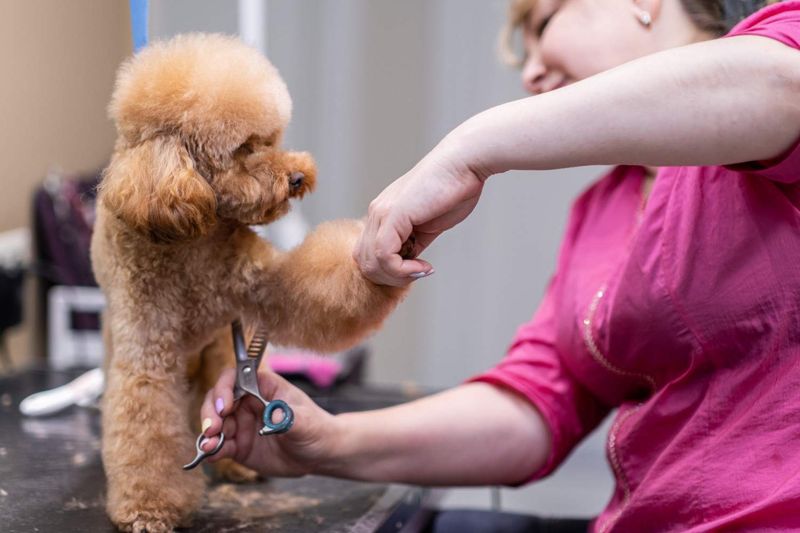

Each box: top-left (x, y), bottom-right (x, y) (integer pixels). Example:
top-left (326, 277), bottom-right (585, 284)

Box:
top-left (215, 398), bottom-right (224, 415)
top-left (410, 269), bottom-right (435, 279)
top-left (202, 417), bottom-right (212, 433)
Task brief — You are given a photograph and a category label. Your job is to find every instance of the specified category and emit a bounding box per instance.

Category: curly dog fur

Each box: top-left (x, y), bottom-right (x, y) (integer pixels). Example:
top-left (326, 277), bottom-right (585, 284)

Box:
top-left (90, 33), bottom-right (406, 532)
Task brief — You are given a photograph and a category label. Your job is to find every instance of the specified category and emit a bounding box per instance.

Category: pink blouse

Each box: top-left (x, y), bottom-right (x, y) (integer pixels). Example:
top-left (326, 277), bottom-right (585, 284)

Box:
top-left (469, 3), bottom-right (800, 531)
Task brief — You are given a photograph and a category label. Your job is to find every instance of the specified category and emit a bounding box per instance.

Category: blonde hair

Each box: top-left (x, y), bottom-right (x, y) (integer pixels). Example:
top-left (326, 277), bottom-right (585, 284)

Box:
top-left (498, 0), bottom-right (781, 67)
top-left (498, 0), bottom-right (536, 67)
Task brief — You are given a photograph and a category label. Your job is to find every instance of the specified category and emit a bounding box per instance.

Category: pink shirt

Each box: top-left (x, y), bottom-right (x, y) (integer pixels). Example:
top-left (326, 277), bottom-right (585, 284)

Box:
top-left (469, 3), bottom-right (800, 531)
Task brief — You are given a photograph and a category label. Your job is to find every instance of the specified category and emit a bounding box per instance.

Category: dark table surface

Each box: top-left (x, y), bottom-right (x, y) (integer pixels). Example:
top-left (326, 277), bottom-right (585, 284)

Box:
top-left (0, 367), bottom-right (432, 532)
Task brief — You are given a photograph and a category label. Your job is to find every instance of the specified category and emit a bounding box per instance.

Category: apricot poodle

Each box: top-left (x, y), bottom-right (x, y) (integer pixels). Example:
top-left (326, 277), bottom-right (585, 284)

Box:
top-left (90, 33), bottom-right (405, 532)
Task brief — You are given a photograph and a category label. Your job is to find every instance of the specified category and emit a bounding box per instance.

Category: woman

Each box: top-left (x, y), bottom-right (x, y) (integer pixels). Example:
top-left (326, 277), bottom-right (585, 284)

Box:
top-left (200, 1), bottom-right (800, 530)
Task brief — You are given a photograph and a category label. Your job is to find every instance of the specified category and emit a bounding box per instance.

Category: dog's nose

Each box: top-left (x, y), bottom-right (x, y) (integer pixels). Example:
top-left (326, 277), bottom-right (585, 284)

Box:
top-left (289, 171), bottom-right (304, 191)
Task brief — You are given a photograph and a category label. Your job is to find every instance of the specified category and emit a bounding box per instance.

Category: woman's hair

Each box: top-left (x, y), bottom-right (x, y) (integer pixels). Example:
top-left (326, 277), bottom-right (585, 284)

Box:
top-left (681, 0), bottom-right (779, 35)
top-left (499, 0), bottom-right (538, 66)
top-left (500, 0), bottom-right (780, 66)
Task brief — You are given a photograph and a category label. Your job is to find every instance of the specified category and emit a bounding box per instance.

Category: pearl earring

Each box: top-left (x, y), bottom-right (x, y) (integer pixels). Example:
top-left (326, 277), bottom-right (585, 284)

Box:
top-left (637, 10), bottom-right (652, 27)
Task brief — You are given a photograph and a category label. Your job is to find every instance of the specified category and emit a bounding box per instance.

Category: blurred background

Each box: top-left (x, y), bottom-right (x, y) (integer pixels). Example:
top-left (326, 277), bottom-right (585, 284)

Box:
top-left (0, 0), bottom-right (613, 519)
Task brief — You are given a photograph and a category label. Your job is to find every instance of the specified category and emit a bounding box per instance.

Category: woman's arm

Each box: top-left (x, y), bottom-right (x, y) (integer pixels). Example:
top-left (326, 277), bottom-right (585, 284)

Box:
top-left (322, 382), bottom-right (551, 485)
top-left (356, 35), bottom-right (800, 286)
top-left (458, 35), bottom-right (800, 175)
top-left (201, 373), bottom-right (551, 486)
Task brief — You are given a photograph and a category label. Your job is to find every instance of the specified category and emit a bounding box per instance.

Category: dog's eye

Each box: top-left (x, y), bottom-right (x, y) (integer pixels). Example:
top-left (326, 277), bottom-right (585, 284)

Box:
top-left (235, 142), bottom-right (255, 157)
top-left (264, 132), bottom-right (279, 147)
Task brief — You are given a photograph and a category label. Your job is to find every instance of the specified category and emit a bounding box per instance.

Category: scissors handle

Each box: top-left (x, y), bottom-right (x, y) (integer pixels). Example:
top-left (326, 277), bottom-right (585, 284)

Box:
top-left (259, 399), bottom-right (294, 435)
top-left (182, 432), bottom-right (225, 470)
top-left (181, 320), bottom-right (294, 469)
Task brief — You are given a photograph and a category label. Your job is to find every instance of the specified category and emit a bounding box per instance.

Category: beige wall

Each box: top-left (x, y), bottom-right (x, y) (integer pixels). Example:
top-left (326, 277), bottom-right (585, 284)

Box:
top-left (0, 1), bottom-right (130, 368)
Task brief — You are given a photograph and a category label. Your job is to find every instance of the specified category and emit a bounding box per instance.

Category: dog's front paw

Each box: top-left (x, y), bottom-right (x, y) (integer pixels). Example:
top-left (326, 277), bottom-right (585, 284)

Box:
top-left (212, 458), bottom-right (261, 483)
top-left (107, 475), bottom-right (202, 533)
top-left (127, 516), bottom-right (174, 533)
top-left (113, 511), bottom-right (182, 533)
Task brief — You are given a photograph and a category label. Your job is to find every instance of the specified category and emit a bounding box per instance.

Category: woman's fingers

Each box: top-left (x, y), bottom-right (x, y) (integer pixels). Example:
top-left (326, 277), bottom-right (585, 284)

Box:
top-left (212, 368), bottom-right (237, 417)
top-left (222, 414), bottom-right (237, 436)
top-left (200, 434), bottom-right (221, 454)
top-left (199, 435), bottom-right (217, 452)
top-left (199, 404), bottom-right (237, 453)
top-left (200, 368), bottom-right (236, 436)
top-left (357, 201), bottom-right (434, 286)
top-left (410, 230), bottom-right (440, 257)
top-left (373, 217), bottom-right (434, 285)
top-left (200, 400), bottom-right (259, 462)
top-left (356, 209), bottom-right (386, 284)
top-left (255, 366), bottom-right (295, 401)
top-left (202, 435), bottom-right (237, 462)
top-left (234, 399), bottom-right (258, 461)
top-left (200, 389), bottom-right (222, 436)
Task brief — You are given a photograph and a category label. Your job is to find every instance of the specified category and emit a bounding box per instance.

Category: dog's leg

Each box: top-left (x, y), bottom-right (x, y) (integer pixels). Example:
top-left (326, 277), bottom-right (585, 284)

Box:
top-left (253, 219), bottom-right (407, 353)
top-left (102, 339), bottom-right (205, 533)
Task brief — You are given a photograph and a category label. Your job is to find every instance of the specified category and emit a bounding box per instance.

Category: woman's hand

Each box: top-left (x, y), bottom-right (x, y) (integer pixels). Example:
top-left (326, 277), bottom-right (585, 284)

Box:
top-left (199, 368), bottom-right (339, 478)
top-left (355, 138), bottom-right (488, 287)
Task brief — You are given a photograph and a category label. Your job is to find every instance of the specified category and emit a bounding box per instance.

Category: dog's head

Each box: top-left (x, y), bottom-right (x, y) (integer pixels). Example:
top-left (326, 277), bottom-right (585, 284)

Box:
top-left (100, 33), bottom-right (317, 243)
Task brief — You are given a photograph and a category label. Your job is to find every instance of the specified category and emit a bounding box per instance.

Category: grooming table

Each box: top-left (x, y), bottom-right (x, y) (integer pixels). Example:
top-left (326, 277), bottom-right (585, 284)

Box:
top-left (0, 367), bottom-right (433, 532)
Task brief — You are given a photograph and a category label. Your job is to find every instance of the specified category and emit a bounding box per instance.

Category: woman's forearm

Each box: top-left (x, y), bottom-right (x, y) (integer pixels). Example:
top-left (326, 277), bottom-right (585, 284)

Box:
top-left (449, 35), bottom-right (800, 177)
top-left (318, 382), bottom-right (551, 486)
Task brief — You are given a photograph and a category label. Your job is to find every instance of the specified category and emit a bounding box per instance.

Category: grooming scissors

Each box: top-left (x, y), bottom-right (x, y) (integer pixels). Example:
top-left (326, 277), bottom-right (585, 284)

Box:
top-left (182, 319), bottom-right (295, 470)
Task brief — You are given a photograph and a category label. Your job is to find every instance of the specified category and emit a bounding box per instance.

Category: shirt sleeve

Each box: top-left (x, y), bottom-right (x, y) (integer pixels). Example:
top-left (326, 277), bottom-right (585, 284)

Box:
top-left (466, 274), bottom-right (610, 484)
top-left (723, 2), bottom-right (800, 182)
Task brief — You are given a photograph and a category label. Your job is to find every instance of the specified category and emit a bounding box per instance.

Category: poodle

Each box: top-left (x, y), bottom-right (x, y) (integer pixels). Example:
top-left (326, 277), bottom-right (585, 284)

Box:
top-left (90, 33), bottom-right (406, 532)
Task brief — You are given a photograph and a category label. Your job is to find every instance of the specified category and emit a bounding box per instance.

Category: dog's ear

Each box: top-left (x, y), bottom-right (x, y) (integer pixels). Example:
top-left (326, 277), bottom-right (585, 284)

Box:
top-left (99, 136), bottom-right (217, 243)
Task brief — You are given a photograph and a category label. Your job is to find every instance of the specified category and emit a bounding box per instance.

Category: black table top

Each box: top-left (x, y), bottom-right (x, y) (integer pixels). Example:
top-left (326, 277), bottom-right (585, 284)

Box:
top-left (0, 367), bottom-right (430, 532)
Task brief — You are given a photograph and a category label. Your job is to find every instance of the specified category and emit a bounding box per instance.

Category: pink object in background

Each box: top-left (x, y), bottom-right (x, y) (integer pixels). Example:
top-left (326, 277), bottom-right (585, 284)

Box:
top-left (268, 350), bottom-right (343, 388)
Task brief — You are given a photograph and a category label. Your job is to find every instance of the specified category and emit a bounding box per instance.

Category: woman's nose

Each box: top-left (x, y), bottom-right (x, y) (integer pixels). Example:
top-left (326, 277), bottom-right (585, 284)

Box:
top-left (521, 52), bottom-right (547, 95)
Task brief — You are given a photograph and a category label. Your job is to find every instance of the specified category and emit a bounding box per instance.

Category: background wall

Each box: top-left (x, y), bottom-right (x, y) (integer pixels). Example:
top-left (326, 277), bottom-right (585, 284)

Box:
top-left (0, 1), bottom-right (130, 367)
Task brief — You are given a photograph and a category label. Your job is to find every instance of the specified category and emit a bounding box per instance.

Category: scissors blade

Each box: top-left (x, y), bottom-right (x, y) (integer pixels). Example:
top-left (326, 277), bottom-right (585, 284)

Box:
top-left (235, 355), bottom-right (262, 399)
top-left (248, 330), bottom-right (268, 359)
top-left (231, 319), bottom-right (249, 363)
top-left (229, 320), bottom-right (270, 402)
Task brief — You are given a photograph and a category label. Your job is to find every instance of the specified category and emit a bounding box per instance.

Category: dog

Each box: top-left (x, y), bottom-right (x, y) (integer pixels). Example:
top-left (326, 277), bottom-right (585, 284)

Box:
top-left (90, 33), bottom-right (406, 532)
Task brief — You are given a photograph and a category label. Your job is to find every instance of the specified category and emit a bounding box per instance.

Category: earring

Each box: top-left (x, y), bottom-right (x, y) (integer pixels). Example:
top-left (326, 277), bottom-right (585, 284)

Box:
top-left (637, 10), bottom-right (652, 27)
